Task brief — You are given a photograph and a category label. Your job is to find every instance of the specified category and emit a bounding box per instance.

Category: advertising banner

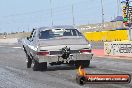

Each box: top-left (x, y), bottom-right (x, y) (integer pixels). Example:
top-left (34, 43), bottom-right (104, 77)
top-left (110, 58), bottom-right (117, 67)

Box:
top-left (104, 41), bottom-right (132, 57)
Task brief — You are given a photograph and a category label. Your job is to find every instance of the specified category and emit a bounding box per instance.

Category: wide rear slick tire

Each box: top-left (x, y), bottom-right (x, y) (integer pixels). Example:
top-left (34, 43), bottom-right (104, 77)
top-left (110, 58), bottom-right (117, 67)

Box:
top-left (75, 60), bottom-right (90, 68)
top-left (33, 61), bottom-right (47, 71)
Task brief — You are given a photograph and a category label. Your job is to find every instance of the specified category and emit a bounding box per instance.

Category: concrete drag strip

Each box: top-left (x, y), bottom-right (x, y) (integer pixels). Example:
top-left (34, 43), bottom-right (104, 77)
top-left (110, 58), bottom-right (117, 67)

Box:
top-left (0, 44), bottom-right (22, 49)
top-left (5, 66), bottom-right (29, 75)
top-left (0, 38), bottom-right (18, 44)
top-left (0, 67), bottom-right (50, 88)
top-left (0, 66), bottom-right (84, 88)
top-left (0, 46), bottom-right (4, 47)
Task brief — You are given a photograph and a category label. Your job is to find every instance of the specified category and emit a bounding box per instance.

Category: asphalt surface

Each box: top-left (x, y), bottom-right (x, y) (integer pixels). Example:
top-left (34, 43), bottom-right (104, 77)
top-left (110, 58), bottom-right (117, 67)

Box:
top-left (0, 43), bottom-right (132, 88)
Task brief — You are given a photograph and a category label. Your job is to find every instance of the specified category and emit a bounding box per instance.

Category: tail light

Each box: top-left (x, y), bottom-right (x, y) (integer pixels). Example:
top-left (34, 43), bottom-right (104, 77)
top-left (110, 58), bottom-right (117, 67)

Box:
top-left (37, 51), bottom-right (49, 56)
top-left (80, 49), bottom-right (91, 53)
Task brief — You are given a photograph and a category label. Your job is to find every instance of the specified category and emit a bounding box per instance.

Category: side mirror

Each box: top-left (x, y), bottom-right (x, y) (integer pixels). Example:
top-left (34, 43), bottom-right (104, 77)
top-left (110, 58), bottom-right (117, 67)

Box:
top-left (27, 37), bottom-right (30, 40)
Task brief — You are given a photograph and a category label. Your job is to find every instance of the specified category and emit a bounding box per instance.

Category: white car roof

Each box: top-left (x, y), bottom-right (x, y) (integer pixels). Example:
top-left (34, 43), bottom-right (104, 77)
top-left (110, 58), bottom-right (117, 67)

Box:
top-left (36, 25), bottom-right (75, 32)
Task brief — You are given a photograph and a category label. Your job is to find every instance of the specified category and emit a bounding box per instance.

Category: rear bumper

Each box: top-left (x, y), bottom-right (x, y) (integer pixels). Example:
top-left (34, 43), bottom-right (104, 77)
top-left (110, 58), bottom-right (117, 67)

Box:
top-left (37, 53), bottom-right (93, 63)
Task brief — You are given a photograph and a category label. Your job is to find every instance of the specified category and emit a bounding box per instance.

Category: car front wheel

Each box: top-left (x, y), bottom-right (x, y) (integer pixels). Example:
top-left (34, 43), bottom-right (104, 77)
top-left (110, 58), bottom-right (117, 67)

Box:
top-left (26, 55), bottom-right (32, 68)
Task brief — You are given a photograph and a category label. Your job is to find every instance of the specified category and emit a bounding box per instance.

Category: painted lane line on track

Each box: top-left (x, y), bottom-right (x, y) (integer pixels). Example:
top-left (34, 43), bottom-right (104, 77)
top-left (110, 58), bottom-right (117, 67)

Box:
top-left (12, 47), bottom-right (22, 49)
top-left (94, 55), bottom-right (132, 60)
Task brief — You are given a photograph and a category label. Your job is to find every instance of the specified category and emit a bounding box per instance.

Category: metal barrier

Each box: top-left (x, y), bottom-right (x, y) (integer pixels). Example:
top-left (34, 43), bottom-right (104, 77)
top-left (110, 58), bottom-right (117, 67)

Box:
top-left (83, 30), bottom-right (129, 42)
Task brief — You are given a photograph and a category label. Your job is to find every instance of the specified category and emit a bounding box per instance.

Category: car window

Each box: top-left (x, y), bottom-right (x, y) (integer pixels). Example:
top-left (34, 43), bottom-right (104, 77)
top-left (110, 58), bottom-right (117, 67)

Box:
top-left (39, 29), bottom-right (82, 39)
top-left (72, 29), bottom-right (77, 36)
top-left (63, 30), bottom-right (72, 36)
top-left (63, 29), bottom-right (82, 36)
top-left (39, 30), bottom-right (54, 39)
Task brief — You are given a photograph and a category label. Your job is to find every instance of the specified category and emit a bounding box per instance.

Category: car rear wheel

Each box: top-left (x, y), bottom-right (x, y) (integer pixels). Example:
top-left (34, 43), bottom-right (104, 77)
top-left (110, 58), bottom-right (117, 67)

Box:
top-left (33, 61), bottom-right (47, 71)
top-left (75, 60), bottom-right (90, 68)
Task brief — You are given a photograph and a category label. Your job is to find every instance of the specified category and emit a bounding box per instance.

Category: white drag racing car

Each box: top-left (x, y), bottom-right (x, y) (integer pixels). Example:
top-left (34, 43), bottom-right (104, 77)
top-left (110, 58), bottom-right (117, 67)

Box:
top-left (22, 26), bottom-right (93, 71)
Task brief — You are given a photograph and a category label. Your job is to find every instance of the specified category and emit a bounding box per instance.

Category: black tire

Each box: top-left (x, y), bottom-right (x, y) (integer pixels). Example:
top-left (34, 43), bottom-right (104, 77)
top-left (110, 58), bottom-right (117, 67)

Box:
top-left (39, 62), bottom-right (47, 71)
top-left (33, 61), bottom-right (47, 71)
top-left (26, 55), bottom-right (32, 68)
top-left (68, 60), bottom-right (75, 66)
top-left (75, 60), bottom-right (90, 68)
top-left (76, 75), bottom-right (86, 85)
top-left (82, 60), bottom-right (90, 68)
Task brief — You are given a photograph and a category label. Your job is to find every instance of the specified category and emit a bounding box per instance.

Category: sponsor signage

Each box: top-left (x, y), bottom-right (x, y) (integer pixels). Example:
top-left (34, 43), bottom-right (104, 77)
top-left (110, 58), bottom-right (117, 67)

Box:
top-left (104, 41), bottom-right (132, 56)
top-left (76, 66), bottom-right (131, 85)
